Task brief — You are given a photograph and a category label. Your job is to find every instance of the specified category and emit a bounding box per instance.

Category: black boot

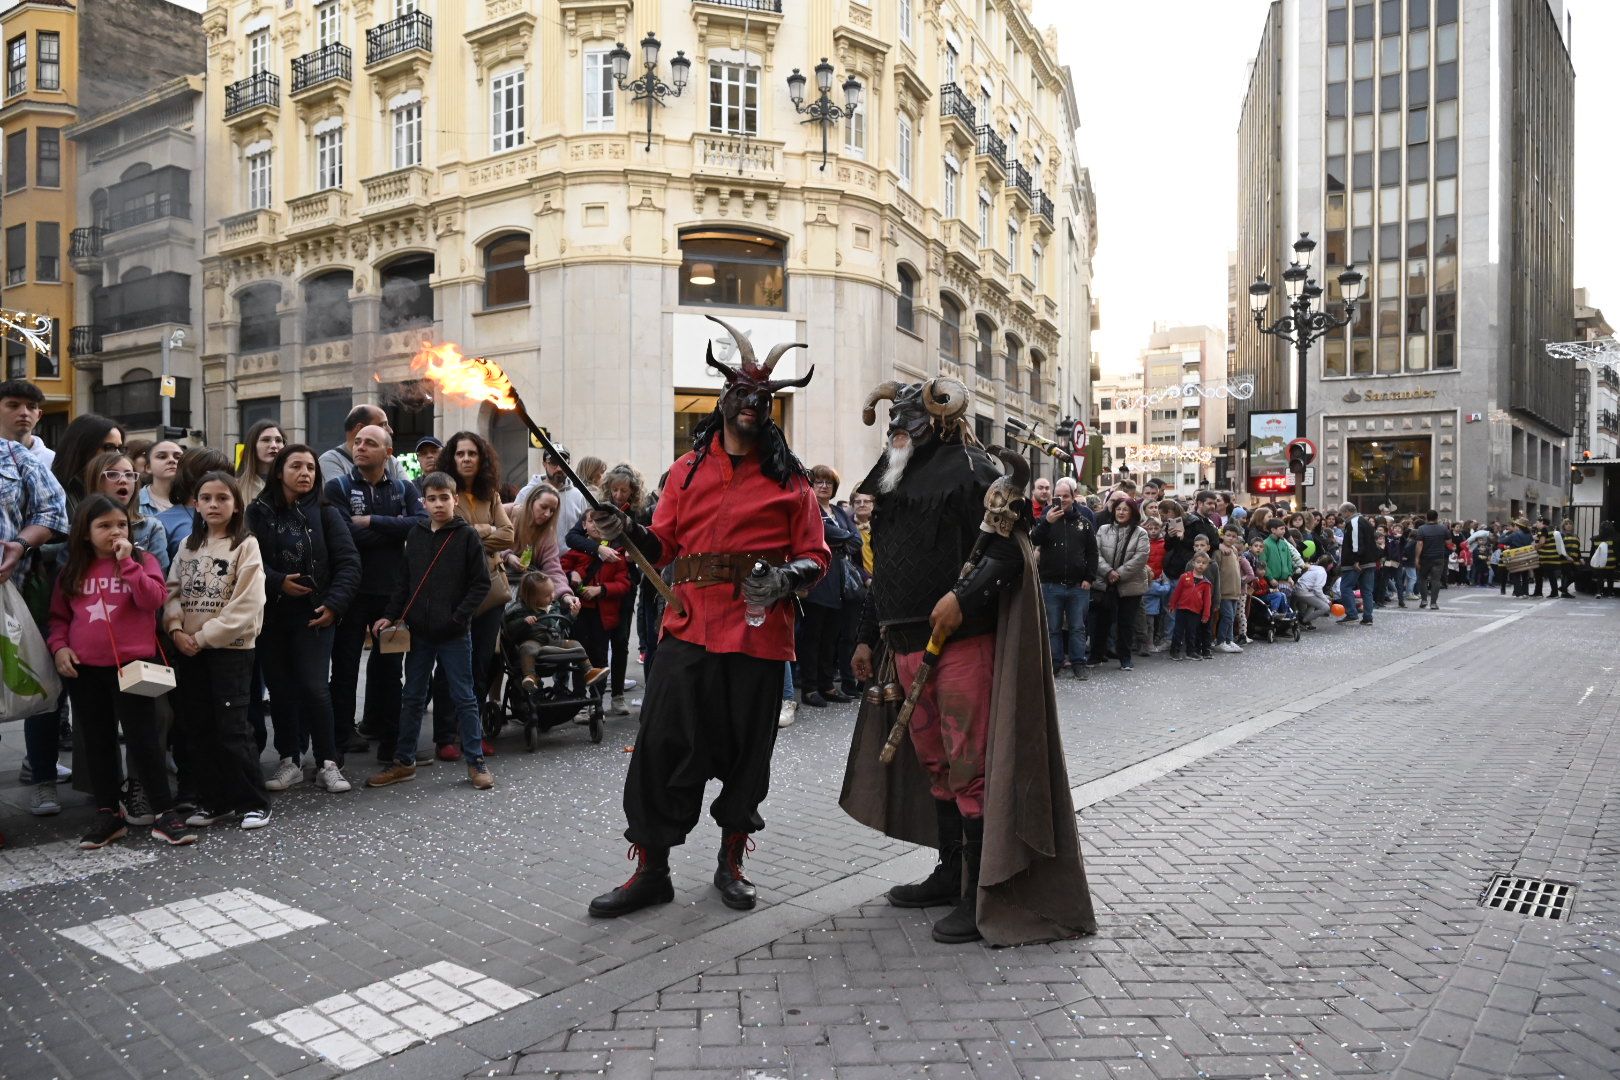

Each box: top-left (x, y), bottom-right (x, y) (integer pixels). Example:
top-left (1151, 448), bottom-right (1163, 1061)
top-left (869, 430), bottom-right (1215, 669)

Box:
top-left (887, 800), bottom-right (963, 908)
top-left (589, 844), bottom-right (674, 917)
top-left (932, 816), bottom-right (983, 944)
top-left (713, 831), bottom-right (757, 910)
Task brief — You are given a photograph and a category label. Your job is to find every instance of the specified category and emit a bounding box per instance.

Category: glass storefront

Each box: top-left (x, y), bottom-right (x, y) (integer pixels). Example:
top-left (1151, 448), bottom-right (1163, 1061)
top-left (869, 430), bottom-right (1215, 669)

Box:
top-left (674, 391), bottom-right (784, 465)
top-left (1346, 435), bottom-right (1430, 514)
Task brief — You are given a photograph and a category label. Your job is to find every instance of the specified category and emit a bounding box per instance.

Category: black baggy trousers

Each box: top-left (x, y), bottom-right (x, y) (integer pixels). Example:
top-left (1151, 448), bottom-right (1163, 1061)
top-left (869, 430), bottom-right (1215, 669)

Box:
top-left (622, 636), bottom-right (785, 850)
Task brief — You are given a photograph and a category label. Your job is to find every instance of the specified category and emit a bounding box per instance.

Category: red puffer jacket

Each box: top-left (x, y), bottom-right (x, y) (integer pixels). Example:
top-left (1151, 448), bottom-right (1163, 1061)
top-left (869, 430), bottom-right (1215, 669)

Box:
top-left (560, 548), bottom-right (632, 630)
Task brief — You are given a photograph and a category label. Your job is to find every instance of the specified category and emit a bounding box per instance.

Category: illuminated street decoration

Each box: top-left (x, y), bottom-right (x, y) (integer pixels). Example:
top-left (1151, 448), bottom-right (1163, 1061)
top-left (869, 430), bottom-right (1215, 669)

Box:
top-left (1114, 378), bottom-right (1255, 411)
top-left (0, 308), bottom-right (56, 356)
top-left (1545, 337), bottom-right (1620, 367)
top-left (1124, 445), bottom-right (1219, 466)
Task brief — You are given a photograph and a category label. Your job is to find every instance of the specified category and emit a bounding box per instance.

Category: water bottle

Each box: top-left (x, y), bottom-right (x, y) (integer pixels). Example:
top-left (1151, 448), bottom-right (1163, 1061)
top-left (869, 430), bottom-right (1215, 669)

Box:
top-left (743, 560), bottom-right (771, 627)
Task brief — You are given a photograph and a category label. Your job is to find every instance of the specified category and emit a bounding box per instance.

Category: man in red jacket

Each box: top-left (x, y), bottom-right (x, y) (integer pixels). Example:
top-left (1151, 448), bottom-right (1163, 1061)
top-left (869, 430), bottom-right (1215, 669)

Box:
top-left (586, 317), bottom-right (830, 917)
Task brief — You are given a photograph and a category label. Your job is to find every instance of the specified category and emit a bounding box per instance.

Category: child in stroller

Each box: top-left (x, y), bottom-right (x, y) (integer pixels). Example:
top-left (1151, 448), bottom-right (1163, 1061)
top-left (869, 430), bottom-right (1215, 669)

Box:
top-left (1246, 574), bottom-right (1301, 642)
top-left (497, 573), bottom-right (610, 747)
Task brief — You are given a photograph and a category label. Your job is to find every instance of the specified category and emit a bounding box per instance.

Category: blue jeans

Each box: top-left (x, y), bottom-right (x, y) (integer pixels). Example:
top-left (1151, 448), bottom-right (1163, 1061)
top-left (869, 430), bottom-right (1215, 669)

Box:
top-left (1339, 566), bottom-right (1379, 621)
top-left (1041, 582), bottom-right (1091, 667)
top-left (395, 632), bottom-right (484, 767)
top-left (782, 659), bottom-right (795, 701)
top-left (1218, 598), bottom-right (1237, 644)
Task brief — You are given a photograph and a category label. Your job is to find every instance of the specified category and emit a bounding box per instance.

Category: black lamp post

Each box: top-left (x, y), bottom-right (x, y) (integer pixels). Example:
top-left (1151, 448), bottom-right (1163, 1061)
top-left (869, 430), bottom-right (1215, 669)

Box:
top-left (1249, 232), bottom-right (1365, 479)
top-left (608, 33), bottom-right (691, 151)
top-left (787, 58), bottom-right (862, 170)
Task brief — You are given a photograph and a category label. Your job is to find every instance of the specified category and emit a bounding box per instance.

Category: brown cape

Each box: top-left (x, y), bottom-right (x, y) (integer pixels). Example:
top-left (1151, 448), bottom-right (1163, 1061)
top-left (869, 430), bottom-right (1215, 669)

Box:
top-left (839, 532), bottom-right (1097, 945)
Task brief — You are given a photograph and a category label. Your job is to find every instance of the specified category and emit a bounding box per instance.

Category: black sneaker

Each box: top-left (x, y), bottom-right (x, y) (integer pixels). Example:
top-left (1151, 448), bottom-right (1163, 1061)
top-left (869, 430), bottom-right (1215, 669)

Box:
top-left (80, 809), bottom-right (128, 850)
top-left (120, 778), bottom-right (155, 827)
top-left (151, 810), bottom-right (198, 846)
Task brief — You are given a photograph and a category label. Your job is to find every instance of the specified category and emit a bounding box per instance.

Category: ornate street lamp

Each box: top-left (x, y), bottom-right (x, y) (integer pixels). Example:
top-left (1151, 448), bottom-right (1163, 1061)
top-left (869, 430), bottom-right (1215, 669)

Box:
top-left (608, 32), bottom-right (691, 151)
top-left (787, 58), bottom-right (862, 170)
top-left (1249, 231), bottom-right (1363, 502)
top-left (1358, 441), bottom-right (1418, 512)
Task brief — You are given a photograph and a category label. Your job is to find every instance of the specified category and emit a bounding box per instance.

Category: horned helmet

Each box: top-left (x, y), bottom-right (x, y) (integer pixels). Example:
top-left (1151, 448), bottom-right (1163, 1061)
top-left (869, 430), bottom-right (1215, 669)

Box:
top-left (705, 314), bottom-right (811, 427)
top-left (861, 377), bottom-right (972, 445)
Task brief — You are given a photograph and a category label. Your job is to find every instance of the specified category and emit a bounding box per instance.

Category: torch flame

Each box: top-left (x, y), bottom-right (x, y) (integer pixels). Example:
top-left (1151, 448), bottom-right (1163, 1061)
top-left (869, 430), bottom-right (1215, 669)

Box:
top-left (409, 340), bottom-right (517, 411)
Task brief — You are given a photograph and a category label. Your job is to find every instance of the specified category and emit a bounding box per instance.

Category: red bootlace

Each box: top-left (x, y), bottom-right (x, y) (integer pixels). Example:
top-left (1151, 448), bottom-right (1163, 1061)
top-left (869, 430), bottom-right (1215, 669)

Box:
top-left (723, 833), bottom-right (755, 880)
top-left (621, 843), bottom-right (648, 889)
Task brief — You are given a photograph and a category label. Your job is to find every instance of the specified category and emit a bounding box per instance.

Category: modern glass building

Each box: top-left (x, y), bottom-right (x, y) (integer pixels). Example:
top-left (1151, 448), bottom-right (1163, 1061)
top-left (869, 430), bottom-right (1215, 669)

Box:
top-left (1234, 0), bottom-right (1575, 521)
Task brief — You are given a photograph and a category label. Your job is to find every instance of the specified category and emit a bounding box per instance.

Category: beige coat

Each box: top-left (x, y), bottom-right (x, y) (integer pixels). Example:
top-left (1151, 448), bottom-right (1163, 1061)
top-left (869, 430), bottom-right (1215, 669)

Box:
top-left (457, 493), bottom-right (515, 614)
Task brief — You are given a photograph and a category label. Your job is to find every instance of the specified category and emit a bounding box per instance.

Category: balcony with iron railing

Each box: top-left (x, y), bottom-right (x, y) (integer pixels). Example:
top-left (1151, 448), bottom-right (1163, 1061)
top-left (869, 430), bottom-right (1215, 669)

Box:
top-left (1009, 161), bottom-right (1035, 204)
top-left (104, 166), bottom-right (192, 235)
top-left (939, 83), bottom-right (976, 135)
top-left (696, 0), bottom-right (783, 12)
top-left (367, 10), bottom-right (432, 66)
top-left (975, 126), bottom-right (1006, 175)
top-left (291, 43), bottom-right (353, 96)
top-left (69, 226), bottom-right (105, 263)
top-left (1036, 190), bottom-right (1054, 226)
top-left (225, 71), bottom-right (279, 119)
top-left (91, 271), bottom-right (191, 336)
top-left (70, 325), bottom-right (102, 357)
top-left (1600, 409), bottom-right (1619, 435)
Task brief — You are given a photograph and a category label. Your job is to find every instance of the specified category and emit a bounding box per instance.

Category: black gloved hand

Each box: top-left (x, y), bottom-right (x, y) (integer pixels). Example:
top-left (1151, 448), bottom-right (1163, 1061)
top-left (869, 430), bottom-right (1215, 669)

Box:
top-left (741, 557), bottom-right (823, 607)
top-left (588, 508), bottom-right (627, 541)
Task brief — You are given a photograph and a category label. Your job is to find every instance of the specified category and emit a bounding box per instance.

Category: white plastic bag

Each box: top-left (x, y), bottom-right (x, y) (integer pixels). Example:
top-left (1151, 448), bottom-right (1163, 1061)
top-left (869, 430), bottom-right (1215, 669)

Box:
top-left (1592, 542), bottom-right (1610, 569)
top-left (1, 580), bottom-right (61, 721)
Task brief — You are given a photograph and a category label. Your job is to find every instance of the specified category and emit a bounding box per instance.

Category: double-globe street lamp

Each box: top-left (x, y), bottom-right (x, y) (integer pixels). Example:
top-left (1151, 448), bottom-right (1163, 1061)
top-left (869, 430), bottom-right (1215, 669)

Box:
top-left (786, 59), bottom-right (862, 171)
top-left (1249, 233), bottom-right (1365, 483)
top-left (608, 33), bottom-right (691, 152)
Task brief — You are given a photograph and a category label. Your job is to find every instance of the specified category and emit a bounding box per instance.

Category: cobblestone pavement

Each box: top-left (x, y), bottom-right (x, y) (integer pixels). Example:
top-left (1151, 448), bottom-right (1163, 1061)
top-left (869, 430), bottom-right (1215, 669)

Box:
top-left (0, 586), bottom-right (1614, 1079)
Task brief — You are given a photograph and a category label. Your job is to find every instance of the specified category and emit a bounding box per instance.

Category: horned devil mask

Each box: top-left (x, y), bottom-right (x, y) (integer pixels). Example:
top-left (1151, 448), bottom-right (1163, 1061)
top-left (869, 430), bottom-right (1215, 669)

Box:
top-left (705, 315), bottom-right (812, 423)
top-left (862, 377), bottom-right (973, 445)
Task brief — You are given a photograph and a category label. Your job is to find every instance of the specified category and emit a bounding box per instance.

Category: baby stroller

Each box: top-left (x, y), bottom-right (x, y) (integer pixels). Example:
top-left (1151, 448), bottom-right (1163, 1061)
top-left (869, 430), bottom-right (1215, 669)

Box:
top-left (1247, 585), bottom-right (1302, 643)
top-left (486, 612), bottom-right (607, 750)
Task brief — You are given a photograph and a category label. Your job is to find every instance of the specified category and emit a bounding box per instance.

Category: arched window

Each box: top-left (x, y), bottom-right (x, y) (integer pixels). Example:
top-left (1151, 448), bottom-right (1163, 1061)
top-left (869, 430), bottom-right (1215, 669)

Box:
top-left (238, 282), bottom-right (282, 352)
top-left (896, 264), bottom-right (917, 333)
top-left (1029, 349), bottom-right (1044, 404)
top-left (939, 294), bottom-right (963, 364)
top-left (975, 315), bottom-right (996, 378)
top-left (679, 228), bottom-right (786, 310)
top-left (119, 162), bottom-right (152, 182)
top-left (1005, 333), bottom-right (1023, 387)
top-left (483, 232), bottom-right (529, 309)
top-left (379, 253), bottom-right (434, 331)
top-left (303, 269), bottom-right (354, 343)
top-left (120, 265), bottom-right (152, 282)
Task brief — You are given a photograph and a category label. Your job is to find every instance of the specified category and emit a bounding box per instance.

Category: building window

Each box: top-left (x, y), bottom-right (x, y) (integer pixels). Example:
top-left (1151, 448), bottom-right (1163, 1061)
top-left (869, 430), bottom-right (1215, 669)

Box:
top-left (379, 253), bottom-right (434, 331)
top-left (1006, 122), bottom-right (1019, 162)
top-left (37, 31), bottom-right (59, 90)
top-left (975, 315), bottom-right (995, 377)
top-left (899, 0), bottom-right (913, 42)
top-left (316, 0), bottom-right (342, 48)
top-left (315, 126), bottom-right (344, 189)
top-left (943, 157), bottom-right (959, 219)
top-left (584, 47), bottom-right (615, 131)
top-left (491, 69), bottom-right (525, 151)
top-left (896, 264), bottom-right (917, 333)
top-left (843, 107), bottom-right (865, 159)
top-left (5, 130), bottom-right (23, 191)
top-left (1007, 218), bottom-right (1019, 272)
top-left (35, 222), bottom-right (58, 282)
top-left (306, 390), bottom-right (352, 455)
top-left (247, 29), bottom-right (271, 74)
top-left (5, 224), bottom-right (25, 286)
top-left (678, 229), bottom-right (786, 310)
top-left (6, 35), bottom-right (24, 98)
top-left (897, 114), bottom-right (913, 190)
top-left (303, 270), bottom-right (354, 343)
top-left (945, 42), bottom-right (958, 84)
top-left (483, 232), bottom-right (530, 309)
top-left (247, 149), bottom-right (272, 209)
top-left (1031, 242), bottom-right (1044, 289)
top-left (978, 188), bottom-right (992, 242)
top-left (238, 283), bottom-right (281, 352)
top-left (394, 0), bottom-right (419, 14)
top-left (707, 62), bottom-right (759, 136)
top-left (940, 295), bottom-right (963, 364)
top-left (36, 128), bottom-right (59, 187)
top-left (392, 100), bottom-right (422, 168)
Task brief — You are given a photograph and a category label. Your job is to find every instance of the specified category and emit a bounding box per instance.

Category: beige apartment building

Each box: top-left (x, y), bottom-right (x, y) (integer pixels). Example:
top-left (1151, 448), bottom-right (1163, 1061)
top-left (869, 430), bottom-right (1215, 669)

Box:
top-left (198, 0), bottom-right (1094, 487)
top-left (1137, 323), bottom-right (1227, 493)
top-left (1090, 371), bottom-right (1140, 490)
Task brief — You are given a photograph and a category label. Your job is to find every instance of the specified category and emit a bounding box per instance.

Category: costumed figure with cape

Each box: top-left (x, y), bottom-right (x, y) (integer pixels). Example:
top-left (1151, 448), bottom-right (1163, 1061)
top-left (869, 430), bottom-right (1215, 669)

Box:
top-left (841, 377), bottom-right (1096, 945)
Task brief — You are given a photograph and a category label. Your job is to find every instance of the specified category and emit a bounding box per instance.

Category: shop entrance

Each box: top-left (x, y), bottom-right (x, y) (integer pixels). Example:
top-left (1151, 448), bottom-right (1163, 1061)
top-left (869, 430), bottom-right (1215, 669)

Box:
top-left (1347, 436), bottom-right (1431, 515)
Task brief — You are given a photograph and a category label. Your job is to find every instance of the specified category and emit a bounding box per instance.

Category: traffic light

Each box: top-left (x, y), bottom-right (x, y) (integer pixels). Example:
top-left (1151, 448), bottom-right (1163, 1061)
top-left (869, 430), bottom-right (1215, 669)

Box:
top-left (1055, 417), bottom-right (1075, 443)
top-left (1287, 440), bottom-right (1315, 472)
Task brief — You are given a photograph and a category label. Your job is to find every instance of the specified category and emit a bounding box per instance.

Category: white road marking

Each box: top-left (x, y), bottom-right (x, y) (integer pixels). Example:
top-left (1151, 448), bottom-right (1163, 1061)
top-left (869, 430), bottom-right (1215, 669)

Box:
top-left (56, 888), bottom-right (327, 972)
top-left (250, 962), bottom-right (535, 1070)
top-left (1579, 685), bottom-right (1595, 706)
top-left (0, 843), bottom-right (157, 895)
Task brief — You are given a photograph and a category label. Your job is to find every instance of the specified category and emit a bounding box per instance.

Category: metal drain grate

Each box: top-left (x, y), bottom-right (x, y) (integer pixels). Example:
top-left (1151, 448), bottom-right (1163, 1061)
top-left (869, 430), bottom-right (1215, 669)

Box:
top-left (1482, 874), bottom-right (1575, 920)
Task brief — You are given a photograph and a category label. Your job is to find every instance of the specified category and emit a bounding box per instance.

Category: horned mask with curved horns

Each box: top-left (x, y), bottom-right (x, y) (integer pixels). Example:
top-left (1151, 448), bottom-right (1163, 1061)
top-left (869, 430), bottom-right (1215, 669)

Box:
top-left (704, 314), bottom-right (814, 393)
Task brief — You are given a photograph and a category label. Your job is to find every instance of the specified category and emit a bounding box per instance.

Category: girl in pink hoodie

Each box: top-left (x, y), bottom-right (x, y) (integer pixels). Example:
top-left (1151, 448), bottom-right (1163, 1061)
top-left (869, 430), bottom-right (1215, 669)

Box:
top-left (48, 494), bottom-right (194, 849)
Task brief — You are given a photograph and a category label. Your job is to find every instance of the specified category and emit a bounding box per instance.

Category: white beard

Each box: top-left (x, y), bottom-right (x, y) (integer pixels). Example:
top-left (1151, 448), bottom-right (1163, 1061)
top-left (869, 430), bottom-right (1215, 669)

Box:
top-left (878, 441), bottom-right (913, 494)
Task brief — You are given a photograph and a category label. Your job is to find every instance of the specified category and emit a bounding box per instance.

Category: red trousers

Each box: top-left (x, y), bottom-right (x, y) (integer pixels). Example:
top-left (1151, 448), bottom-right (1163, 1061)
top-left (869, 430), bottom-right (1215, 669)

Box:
top-left (894, 633), bottom-right (995, 818)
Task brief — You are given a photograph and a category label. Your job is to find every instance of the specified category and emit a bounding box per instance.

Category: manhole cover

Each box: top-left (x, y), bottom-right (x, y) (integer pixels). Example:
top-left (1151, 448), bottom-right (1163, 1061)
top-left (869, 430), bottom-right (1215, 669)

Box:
top-left (1482, 874), bottom-right (1575, 920)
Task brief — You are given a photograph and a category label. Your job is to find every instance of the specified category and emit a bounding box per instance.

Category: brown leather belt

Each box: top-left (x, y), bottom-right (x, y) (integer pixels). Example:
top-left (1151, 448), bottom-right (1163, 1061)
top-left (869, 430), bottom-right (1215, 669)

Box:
top-left (671, 551), bottom-right (786, 588)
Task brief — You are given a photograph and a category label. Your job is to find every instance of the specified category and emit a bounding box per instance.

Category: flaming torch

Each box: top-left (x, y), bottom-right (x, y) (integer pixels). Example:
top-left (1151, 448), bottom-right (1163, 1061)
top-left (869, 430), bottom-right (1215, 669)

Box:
top-left (409, 341), bottom-right (684, 615)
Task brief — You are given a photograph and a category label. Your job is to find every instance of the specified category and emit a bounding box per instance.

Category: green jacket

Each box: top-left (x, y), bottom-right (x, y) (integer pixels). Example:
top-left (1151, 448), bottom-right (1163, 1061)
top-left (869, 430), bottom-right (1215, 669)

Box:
top-left (1261, 535), bottom-right (1303, 582)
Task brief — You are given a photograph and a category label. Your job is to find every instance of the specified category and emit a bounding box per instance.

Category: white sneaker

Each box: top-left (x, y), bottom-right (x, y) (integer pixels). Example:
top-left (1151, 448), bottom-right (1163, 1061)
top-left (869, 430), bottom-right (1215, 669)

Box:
top-left (30, 783), bottom-right (61, 816)
top-left (263, 757), bottom-right (304, 791)
top-left (241, 809), bottom-right (272, 830)
top-left (1217, 642), bottom-right (1242, 654)
top-left (778, 700), bottom-right (798, 728)
top-left (606, 695), bottom-right (631, 717)
top-left (315, 760), bottom-right (351, 793)
top-left (1150, 641), bottom-right (1171, 654)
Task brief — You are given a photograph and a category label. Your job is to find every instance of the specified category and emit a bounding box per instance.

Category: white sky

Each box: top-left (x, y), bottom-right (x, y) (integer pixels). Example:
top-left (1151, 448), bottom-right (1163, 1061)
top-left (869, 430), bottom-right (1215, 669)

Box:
top-left (1037, 0), bottom-right (1620, 375)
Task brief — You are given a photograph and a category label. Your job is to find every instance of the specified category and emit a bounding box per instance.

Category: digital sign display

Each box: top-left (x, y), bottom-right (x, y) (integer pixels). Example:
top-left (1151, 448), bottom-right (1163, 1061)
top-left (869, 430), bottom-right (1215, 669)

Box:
top-left (1249, 474), bottom-right (1296, 495)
